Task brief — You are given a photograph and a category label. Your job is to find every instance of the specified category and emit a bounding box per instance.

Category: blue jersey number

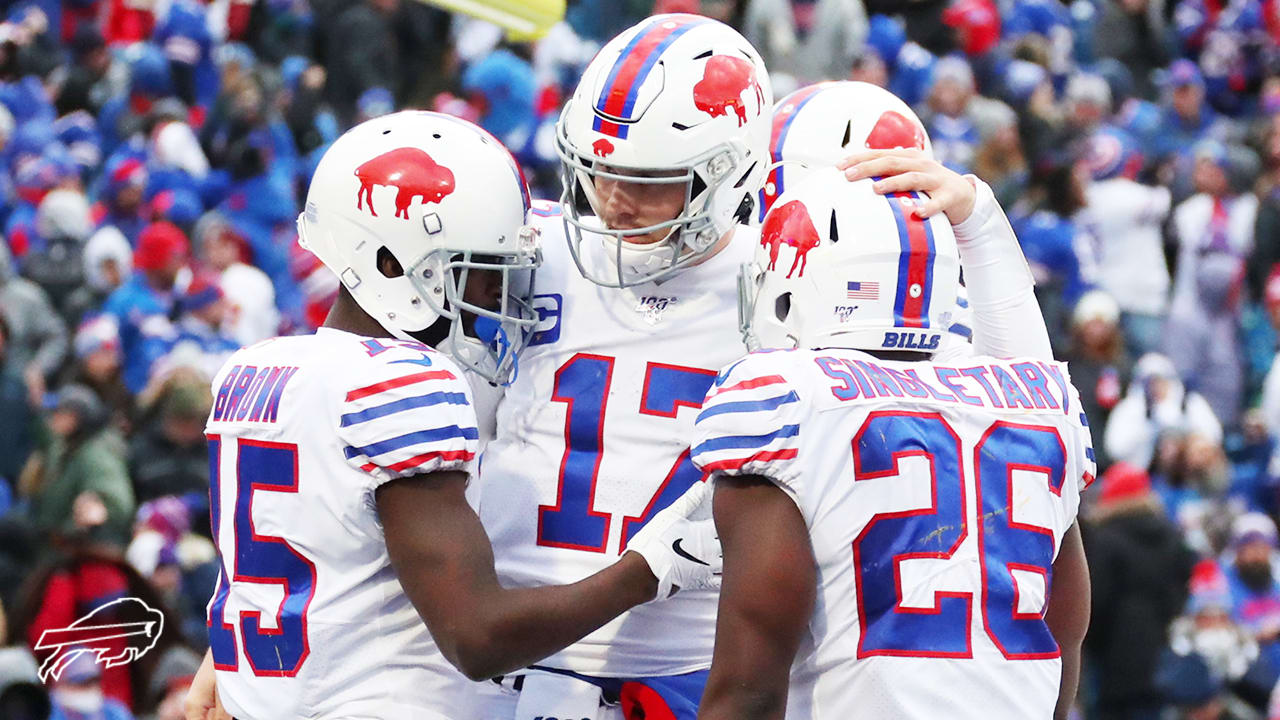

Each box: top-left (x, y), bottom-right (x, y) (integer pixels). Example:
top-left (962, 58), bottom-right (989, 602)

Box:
top-left (537, 354), bottom-right (717, 552)
top-left (852, 413), bottom-right (1066, 659)
top-left (207, 436), bottom-right (317, 675)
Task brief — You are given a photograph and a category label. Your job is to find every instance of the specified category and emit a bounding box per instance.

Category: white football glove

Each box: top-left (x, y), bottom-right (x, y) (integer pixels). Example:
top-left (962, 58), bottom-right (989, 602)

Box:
top-left (625, 480), bottom-right (721, 600)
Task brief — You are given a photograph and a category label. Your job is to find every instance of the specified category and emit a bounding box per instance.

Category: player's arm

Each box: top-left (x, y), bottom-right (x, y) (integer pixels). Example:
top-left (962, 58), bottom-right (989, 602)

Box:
top-left (840, 149), bottom-right (1053, 360)
top-left (377, 471), bottom-right (707, 681)
top-left (1045, 522), bottom-right (1090, 720)
top-left (698, 474), bottom-right (815, 720)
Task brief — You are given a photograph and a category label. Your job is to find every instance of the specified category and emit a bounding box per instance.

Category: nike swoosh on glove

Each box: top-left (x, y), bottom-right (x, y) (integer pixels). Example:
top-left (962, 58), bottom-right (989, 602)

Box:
top-left (625, 480), bottom-right (722, 600)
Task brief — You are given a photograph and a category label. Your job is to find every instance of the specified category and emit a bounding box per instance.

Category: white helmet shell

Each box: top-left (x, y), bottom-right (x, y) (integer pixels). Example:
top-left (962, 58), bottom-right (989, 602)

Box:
top-left (297, 110), bottom-right (540, 383)
top-left (761, 81), bottom-right (931, 218)
top-left (742, 167), bottom-right (960, 354)
top-left (556, 13), bottom-right (772, 287)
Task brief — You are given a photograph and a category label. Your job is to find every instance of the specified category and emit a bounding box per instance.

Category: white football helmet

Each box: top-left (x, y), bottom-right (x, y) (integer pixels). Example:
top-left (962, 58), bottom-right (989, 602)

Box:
top-left (297, 111), bottom-right (541, 384)
top-left (760, 81), bottom-right (931, 219)
top-left (556, 13), bottom-right (772, 287)
top-left (741, 168), bottom-right (960, 354)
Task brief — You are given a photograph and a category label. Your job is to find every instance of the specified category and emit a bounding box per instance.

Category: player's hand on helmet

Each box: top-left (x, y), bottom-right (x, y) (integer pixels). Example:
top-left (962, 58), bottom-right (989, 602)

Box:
top-left (837, 148), bottom-right (977, 225)
top-left (625, 480), bottom-right (722, 600)
top-left (184, 650), bottom-right (233, 720)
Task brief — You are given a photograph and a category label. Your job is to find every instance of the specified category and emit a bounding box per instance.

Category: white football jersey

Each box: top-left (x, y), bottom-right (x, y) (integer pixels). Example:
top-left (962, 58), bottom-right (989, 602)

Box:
top-left (475, 201), bottom-right (754, 676)
top-left (204, 328), bottom-right (478, 719)
top-left (691, 347), bottom-right (1095, 720)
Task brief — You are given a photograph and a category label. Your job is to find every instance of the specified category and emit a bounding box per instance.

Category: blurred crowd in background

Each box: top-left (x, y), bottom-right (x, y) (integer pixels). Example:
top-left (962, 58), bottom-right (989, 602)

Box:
top-left (0, 0), bottom-right (1278, 717)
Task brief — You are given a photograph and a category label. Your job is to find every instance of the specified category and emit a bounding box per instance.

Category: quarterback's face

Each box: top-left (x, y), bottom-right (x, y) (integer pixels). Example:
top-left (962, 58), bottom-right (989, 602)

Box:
top-left (593, 166), bottom-right (687, 245)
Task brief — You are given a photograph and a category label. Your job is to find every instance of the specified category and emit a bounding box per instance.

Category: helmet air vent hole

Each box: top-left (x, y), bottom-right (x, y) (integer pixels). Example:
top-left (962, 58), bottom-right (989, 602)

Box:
top-left (382, 129), bottom-right (391, 135)
top-left (829, 210), bottom-right (839, 243)
top-left (775, 292), bottom-right (791, 322)
top-left (841, 120), bottom-right (852, 148)
top-left (733, 161), bottom-right (757, 188)
top-left (433, 133), bottom-right (441, 139)
top-left (693, 50), bottom-right (713, 59)
top-left (376, 247), bottom-right (404, 278)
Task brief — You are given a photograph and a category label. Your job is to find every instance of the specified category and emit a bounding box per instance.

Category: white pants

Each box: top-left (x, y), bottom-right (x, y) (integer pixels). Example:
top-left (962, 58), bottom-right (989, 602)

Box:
top-left (467, 672), bottom-right (625, 720)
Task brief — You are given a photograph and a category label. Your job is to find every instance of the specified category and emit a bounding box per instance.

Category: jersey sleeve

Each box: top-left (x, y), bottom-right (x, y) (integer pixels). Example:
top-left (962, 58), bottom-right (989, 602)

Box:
top-left (335, 342), bottom-right (479, 490)
top-left (1058, 361), bottom-right (1097, 507)
top-left (691, 352), bottom-right (805, 497)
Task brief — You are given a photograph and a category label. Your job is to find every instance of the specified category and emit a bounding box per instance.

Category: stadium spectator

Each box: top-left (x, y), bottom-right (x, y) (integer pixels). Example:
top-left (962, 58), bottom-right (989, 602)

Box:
top-left (0, 315), bottom-right (36, 505)
top-left (48, 649), bottom-right (136, 720)
top-left (741, 0), bottom-right (868, 85)
top-left (1092, 0), bottom-right (1172, 101)
top-left (1086, 461), bottom-right (1196, 720)
top-left (1011, 153), bottom-right (1097, 351)
top-left (20, 384), bottom-right (134, 549)
top-left (64, 315), bottom-right (132, 433)
top-left (1106, 352), bottom-right (1224, 470)
top-left (102, 222), bottom-right (187, 394)
top-left (126, 371), bottom-right (211, 506)
top-left (1166, 140), bottom-right (1259, 425)
top-left (0, 243), bottom-right (68, 406)
top-left (192, 213), bottom-right (276, 346)
top-left (1079, 126), bottom-right (1173, 355)
top-left (970, 102), bottom-right (1028, 208)
top-left (1220, 513), bottom-right (1280, 674)
top-left (1066, 290), bottom-right (1130, 469)
top-left (322, 0), bottom-right (402, 126)
top-left (921, 55), bottom-right (980, 174)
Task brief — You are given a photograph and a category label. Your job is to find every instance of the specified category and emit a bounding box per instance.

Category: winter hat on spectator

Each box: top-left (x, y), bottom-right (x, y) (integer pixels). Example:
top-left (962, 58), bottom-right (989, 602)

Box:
top-left (942, 0), bottom-right (1000, 56)
top-left (867, 15), bottom-right (907, 65)
top-left (280, 55), bottom-right (310, 94)
top-left (14, 153), bottom-right (70, 206)
top-left (150, 188), bottom-right (204, 227)
top-left (1094, 58), bottom-right (1134, 106)
top-left (931, 55), bottom-right (975, 92)
top-left (127, 43), bottom-right (175, 97)
top-left (134, 222), bottom-right (189, 271)
top-left (1072, 290), bottom-right (1120, 327)
top-left (1186, 560), bottom-right (1232, 615)
top-left (74, 315), bottom-right (121, 360)
top-left (1231, 512), bottom-right (1278, 549)
top-left (1165, 58), bottom-right (1205, 90)
top-left (1065, 72), bottom-right (1111, 113)
top-left (0, 646), bottom-right (47, 718)
top-left (136, 496), bottom-right (191, 542)
top-left (51, 384), bottom-right (107, 432)
top-left (35, 189), bottom-right (93, 242)
top-left (1084, 127), bottom-right (1142, 181)
top-left (178, 277), bottom-right (223, 314)
top-left (462, 48), bottom-right (536, 141)
top-left (1133, 352), bottom-right (1179, 383)
top-left (1097, 462), bottom-right (1152, 506)
top-left (83, 226), bottom-right (133, 291)
top-left (1002, 60), bottom-right (1049, 107)
top-left (105, 155), bottom-right (148, 197)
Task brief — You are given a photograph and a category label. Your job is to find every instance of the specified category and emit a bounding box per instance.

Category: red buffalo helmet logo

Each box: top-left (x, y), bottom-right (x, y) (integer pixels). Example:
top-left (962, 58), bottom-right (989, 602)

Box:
top-left (592, 138), bottom-right (615, 157)
top-left (761, 200), bottom-right (822, 279)
top-left (693, 55), bottom-right (764, 127)
top-left (865, 111), bottom-right (926, 151)
top-left (354, 148), bottom-right (456, 219)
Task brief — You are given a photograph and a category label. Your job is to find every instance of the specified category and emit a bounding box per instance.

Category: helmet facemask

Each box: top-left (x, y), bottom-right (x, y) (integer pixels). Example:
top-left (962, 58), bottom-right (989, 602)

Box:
top-left (557, 122), bottom-right (754, 288)
top-left (404, 231), bottom-right (541, 385)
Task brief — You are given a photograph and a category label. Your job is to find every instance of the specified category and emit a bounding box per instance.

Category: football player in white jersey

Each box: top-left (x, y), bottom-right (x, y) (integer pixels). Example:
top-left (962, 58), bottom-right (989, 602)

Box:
top-left (694, 171), bottom-right (1094, 720)
top-left (470, 16), bottom-right (1053, 720)
top-left (762, 80), bottom-right (1052, 362)
top-left (181, 111), bottom-right (722, 720)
